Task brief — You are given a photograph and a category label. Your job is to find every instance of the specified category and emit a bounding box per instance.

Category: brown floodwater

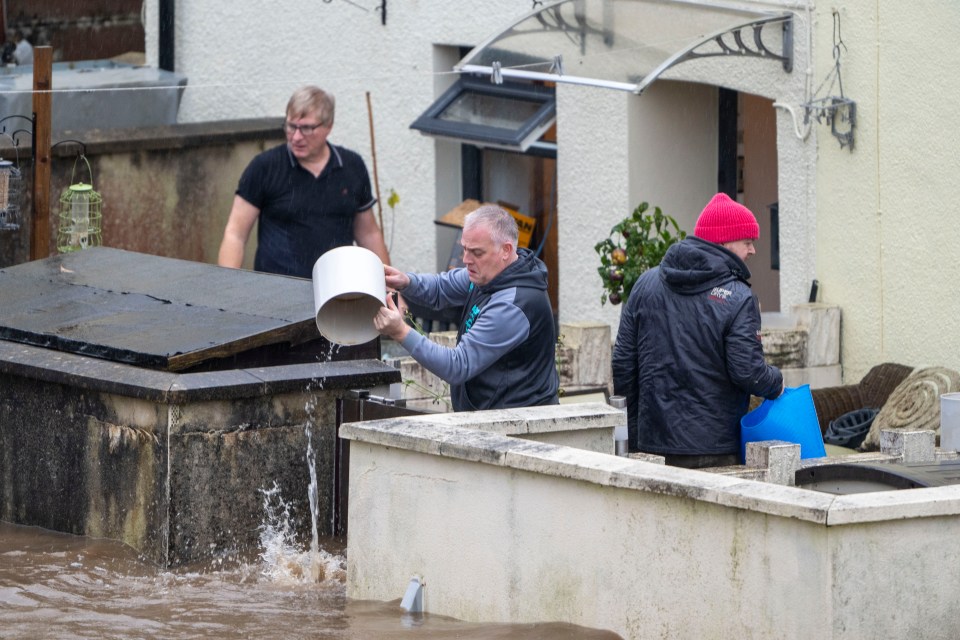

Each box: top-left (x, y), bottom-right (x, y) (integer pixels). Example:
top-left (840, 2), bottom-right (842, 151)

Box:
top-left (0, 521), bottom-right (621, 639)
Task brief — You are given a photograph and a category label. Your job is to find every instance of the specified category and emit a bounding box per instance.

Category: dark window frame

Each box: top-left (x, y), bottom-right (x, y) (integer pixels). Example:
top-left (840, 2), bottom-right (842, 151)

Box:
top-left (410, 76), bottom-right (556, 151)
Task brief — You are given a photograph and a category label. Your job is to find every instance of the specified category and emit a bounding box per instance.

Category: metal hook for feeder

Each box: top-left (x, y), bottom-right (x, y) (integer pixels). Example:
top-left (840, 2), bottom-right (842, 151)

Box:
top-left (0, 130), bottom-right (22, 168)
top-left (68, 153), bottom-right (96, 189)
top-left (51, 139), bottom-right (88, 162)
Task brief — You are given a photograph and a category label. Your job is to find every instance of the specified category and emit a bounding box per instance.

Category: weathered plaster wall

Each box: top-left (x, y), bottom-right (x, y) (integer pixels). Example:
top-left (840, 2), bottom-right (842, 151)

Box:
top-left (0, 340), bottom-right (400, 566)
top-left (0, 120), bottom-right (281, 269)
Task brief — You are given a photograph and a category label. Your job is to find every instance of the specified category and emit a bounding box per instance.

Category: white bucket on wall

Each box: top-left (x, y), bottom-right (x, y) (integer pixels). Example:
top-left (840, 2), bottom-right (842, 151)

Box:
top-left (941, 393), bottom-right (960, 451)
top-left (312, 246), bottom-right (385, 345)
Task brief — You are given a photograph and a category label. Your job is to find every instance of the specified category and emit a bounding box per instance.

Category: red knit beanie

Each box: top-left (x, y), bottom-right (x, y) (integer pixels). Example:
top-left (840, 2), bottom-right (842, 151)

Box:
top-left (694, 193), bottom-right (760, 244)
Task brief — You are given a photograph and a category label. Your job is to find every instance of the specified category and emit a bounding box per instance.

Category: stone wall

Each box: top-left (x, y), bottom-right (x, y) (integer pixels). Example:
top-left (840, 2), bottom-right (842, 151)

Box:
top-left (762, 303), bottom-right (842, 388)
top-left (0, 118), bottom-right (283, 269)
top-left (0, 340), bottom-right (399, 566)
top-left (342, 406), bottom-right (960, 639)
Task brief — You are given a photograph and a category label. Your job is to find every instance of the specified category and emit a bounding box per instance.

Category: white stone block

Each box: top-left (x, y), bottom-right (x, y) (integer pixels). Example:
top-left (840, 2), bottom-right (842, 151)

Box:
top-left (558, 322), bottom-right (611, 390)
top-left (792, 303), bottom-right (841, 367)
top-left (880, 429), bottom-right (936, 463)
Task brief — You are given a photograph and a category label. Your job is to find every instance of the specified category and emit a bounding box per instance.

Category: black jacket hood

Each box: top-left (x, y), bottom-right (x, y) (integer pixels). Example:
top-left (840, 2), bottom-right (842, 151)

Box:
top-left (659, 236), bottom-right (752, 295)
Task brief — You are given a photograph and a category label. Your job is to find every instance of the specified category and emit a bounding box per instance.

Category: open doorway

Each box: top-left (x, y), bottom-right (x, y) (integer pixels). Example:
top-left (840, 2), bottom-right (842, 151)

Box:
top-left (720, 89), bottom-right (780, 312)
top-left (460, 129), bottom-right (558, 314)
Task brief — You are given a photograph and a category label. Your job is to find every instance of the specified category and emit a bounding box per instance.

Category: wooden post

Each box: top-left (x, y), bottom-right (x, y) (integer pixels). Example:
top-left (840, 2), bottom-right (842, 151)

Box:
top-left (31, 46), bottom-right (53, 261)
top-left (365, 91), bottom-right (384, 232)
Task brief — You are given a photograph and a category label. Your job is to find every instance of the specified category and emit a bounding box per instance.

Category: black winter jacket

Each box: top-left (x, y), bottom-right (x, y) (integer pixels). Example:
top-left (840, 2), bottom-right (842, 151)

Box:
top-left (612, 237), bottom-right (783, 455)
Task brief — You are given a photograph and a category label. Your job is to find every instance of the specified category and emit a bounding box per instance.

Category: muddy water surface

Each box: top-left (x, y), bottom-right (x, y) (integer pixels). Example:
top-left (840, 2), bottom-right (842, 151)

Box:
top-left (0, 522), bottom-right (621, 639)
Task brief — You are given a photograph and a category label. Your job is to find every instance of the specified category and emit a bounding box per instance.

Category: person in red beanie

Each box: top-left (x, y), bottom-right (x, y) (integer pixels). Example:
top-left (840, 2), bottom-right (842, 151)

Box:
top-left (612, 192), bottom-right (784, 468)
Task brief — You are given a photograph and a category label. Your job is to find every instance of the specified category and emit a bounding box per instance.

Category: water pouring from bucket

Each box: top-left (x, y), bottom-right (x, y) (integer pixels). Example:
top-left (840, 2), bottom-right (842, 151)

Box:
top-left (312, 246), bottom-right (386, 345)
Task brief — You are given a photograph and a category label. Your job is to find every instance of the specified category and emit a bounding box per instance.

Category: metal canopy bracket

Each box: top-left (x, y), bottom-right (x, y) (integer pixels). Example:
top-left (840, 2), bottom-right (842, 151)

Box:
top-left (677, 16), bottom-right (792, 74)
top-left (456, 0), bottom-right (794, 95)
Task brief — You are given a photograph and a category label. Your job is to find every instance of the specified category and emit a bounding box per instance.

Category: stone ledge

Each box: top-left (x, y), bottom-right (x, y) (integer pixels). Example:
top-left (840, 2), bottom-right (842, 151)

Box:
top-left (341, 410), bottom-right (960, 525)
top-left (827, 484), bottom-right (960, 525)
top-left (8, 118), bottom-right (286, 158)
top-left (0, 341), bottom-right (400, 402)
top-left (385, 402), bottom-right (623, 435)
top-left (341, 412), bottom-right (835, 524)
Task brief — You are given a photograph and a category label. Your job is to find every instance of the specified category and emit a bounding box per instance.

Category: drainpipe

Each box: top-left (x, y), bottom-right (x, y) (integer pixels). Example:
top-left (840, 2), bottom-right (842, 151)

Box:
top-left (159, 0), bottom-right (175, 71)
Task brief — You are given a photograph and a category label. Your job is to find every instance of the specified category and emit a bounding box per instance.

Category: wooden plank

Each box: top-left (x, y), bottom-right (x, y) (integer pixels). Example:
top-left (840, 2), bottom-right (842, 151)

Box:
top-left (31, 46), bottom-right (53, 261)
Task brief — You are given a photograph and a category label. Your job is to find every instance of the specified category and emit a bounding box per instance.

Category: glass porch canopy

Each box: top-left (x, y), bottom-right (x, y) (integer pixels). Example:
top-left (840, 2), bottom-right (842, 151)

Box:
top-left (456, 0), bottom-right (793, 94)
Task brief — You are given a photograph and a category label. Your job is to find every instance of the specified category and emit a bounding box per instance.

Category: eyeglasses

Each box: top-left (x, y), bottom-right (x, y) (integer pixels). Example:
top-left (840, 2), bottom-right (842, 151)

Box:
top-left (283, 121), bottom-right (326, 136)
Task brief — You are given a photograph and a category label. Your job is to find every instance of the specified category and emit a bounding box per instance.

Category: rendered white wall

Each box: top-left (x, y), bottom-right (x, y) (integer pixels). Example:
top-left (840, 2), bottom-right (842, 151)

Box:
top-left (557, 85), bottom-right (631, 328)
top-left (627, 81), bottom-right (718, 237)
top-left (816, 2), bottom-right (960, 382)
top-left (344, 413), bottom-right (960, 639)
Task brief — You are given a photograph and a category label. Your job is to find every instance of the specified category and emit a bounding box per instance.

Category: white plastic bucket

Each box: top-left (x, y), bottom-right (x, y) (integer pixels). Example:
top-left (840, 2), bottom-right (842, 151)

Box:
top-left (311, 246), bottom-right (385, 345)
top-left (940, 393), bottom-right (960, 451)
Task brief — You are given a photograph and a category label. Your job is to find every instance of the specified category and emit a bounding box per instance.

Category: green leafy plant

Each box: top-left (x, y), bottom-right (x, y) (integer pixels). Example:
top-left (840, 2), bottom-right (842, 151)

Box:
top-left (594, 202), bottom-right (687, 305)
top-left (402, 378), bottom-right (452, 410)
top-left (387, 188), bottom-right (400, 210)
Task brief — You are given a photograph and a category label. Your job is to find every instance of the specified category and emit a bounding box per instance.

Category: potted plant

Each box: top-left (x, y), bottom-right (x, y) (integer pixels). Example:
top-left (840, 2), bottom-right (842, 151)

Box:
top-left (594, 202), bottom-right (687, 305)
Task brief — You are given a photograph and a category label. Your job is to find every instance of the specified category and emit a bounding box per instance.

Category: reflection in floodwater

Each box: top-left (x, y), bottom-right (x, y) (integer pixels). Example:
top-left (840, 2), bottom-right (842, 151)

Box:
top-left (0, 522), bottom-right (622, 639)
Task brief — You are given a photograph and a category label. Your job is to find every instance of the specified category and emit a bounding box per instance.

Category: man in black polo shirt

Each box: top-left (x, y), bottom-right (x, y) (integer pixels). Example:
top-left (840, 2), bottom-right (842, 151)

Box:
top-left (218, 85), bottom-right (390, 277)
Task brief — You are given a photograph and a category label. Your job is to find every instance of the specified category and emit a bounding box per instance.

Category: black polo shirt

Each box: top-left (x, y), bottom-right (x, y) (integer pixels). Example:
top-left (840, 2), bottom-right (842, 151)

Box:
top-left (236, 143), bottom-right (376, 278)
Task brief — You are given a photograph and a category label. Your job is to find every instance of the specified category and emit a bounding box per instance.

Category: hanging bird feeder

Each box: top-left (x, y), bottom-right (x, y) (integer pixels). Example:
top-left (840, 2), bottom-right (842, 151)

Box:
top-left (57, 155), bottom-right (102, 253)
top-left (0, 157), bottom-right (23, 232)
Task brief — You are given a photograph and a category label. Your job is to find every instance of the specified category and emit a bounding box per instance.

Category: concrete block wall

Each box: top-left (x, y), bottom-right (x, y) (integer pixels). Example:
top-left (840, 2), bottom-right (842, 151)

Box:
top-left (342, 406), bottom-right (960, 639)
top-left (0, 340), bottom-right (399, 566)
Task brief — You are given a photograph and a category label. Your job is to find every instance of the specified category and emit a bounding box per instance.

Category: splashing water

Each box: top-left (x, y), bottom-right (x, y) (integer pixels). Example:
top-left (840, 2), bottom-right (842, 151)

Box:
top-left (256, 395), bottom-right (344, 584)
top-left (257, 476), bottom-right (344, 585)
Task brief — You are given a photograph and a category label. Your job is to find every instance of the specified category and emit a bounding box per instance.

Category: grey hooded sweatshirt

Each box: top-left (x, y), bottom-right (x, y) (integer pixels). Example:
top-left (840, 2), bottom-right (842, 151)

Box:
top-left (400, 248), bottom-right (559, 412)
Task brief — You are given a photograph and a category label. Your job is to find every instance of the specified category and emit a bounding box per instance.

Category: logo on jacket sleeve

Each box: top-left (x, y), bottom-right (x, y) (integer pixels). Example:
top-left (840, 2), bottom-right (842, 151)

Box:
top-left (708, 286), bottom-right (732, 303)
top-left (464, 304), bottom-right (481, 333)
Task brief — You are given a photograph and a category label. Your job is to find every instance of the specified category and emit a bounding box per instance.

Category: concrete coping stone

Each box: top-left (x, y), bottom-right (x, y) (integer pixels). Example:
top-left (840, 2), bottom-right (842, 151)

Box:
top-left (340, 405), bottom-right (960, 526)
top-left (8, 117), bottom-right (286, 159)
top-left (377, 402), bottom-right (624, 435)
top-left (0, 340), bottom-right (400, 402)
